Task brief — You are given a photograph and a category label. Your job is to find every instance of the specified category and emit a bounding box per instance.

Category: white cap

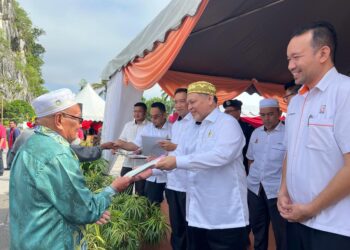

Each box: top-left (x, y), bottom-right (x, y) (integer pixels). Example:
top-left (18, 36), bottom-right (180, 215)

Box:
top-left (32, 88), bottom-right (77, 118)
top-left (259, 98), bottom-right (279, 108)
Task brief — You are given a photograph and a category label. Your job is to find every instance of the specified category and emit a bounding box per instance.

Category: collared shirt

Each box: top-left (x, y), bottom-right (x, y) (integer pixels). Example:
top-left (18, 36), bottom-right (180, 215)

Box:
top-left (166, 113), bottom-right (193, 192)
top-left (9, 126), bottom-right (114, 250)
top-left (134, 121), bottom-right (172, 183)
top-left (119, 119), bottom-right (149, 168)
top-left (176, 108), bottom-right (249, 229)
top-left (285, 67), bottom-right (350, 237)
top-left (246, 122), bottom-right (285, 199)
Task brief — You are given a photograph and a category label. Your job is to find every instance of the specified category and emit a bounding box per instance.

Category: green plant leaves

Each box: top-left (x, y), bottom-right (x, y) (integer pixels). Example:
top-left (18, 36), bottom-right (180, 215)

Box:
top-left (81, 161), bottom-right (169, 249)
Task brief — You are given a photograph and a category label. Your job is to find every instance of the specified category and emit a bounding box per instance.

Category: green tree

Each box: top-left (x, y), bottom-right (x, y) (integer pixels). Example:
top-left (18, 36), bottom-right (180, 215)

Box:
top-left (13, 0), bottom-right (47, 98)
top-left (143, 96), bottom-right (174, 118)
top-left (3, 100), bottom-right (35, 123)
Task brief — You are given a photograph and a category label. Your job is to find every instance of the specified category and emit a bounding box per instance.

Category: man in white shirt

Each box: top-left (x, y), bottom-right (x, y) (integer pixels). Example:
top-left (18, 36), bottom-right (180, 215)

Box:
top-left (116, 102), bottom-right (149, 195)
top-left (114, 102), bottom-right (171, 204)
top-left (278, 21), bottom-right (350, 249)
top-left (157, 88), bottom-right (192, 250)
top-left (155, 81), bottom-right (249, 250)
top-left (246, 98), bottom-right (287, 250)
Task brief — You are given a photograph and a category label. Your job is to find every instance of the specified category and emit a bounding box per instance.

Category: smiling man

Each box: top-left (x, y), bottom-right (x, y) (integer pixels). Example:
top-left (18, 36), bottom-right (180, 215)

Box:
top-left (155, 81), bottom-right (249, 250)
top-left (278, 22), bottom-right (350, 250)
top-left (9, 89), bottom-right (133, 250)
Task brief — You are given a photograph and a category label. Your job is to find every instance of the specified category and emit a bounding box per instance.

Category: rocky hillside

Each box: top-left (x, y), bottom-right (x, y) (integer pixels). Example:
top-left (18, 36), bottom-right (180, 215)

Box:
top-left (0, 0), bottom-right (45, 102)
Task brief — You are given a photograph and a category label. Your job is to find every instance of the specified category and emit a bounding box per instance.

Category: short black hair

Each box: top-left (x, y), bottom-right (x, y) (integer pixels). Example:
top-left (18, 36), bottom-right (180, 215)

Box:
top-left (292, 21), bottom-right (337, 63)
top-left (174, 88), bottom-right (187, 95)
top-left (151, 102), bottom-right (166, 113)
top-left (213, 96), bottom-right (218, 104)
top-left (134, 102), bottom-right (147, 112)
top-left (284, 81), bottom-right (301, 93)
top-left (10, 120), bottom-right (17, 125)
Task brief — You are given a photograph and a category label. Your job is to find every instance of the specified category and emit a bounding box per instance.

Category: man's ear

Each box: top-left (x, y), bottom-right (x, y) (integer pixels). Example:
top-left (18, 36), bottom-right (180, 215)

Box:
top-left (319, 45), bottom-right (331, 64)
top-left (54, 113), bottom-right (64, 131)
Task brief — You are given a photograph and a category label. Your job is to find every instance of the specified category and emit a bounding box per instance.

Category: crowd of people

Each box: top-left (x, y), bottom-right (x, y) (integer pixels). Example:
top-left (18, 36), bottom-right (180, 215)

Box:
top-left (5, 21), bottom-right (350, 250)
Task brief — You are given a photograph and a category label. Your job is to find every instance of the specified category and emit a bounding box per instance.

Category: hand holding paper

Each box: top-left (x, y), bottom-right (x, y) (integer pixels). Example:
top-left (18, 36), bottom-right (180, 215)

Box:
top-left (134, 168), bottom-right (153, 181)
top-left (124, 156), bottom-right (165, 177)
top-left (111, 176), bottom-right (135, 192)
top-left (155, 156), bottom-right (177, 170)
top-left (158, 140), bottom-right (177, 151)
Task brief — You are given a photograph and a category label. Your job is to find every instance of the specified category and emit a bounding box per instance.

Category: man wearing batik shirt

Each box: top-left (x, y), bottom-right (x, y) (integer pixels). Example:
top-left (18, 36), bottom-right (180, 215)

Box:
top-left (10, 89), bottom-right (133, 250)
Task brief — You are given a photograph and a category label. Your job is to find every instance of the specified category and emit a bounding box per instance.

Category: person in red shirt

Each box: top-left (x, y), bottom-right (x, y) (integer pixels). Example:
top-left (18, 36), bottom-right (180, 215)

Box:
top-left (0, 122), bottom-right (7, 176)
top-left (6, 120), bottom-right (21, 170)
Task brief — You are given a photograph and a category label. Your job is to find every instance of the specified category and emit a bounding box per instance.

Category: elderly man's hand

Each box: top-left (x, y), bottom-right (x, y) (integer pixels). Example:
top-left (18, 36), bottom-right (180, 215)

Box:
top-left (134, 168), bottom-right (153, 181)
top-left (100, 142), bottom-right (114, 150)
top-left (158, 140), bottom-right (177, 152)
top-left (96, 210), bottom-right (111, 225)
top-left (111, 176), bottom-right (134, 192)
top-left (155, 156), bottom-right (176, 171)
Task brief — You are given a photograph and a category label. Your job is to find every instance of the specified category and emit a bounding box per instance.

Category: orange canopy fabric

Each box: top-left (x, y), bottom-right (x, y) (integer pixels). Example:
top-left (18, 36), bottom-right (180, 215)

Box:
top-left (253, 79), bottom-right (286, 111)
top-left (158, 70), bottom-right (251, 104)
top-left (159, 70), bottom-right (287, 111)
top-left (121, 0), bottom-right (287, 111)
top-left (122, 0), bottom-right (209, 89)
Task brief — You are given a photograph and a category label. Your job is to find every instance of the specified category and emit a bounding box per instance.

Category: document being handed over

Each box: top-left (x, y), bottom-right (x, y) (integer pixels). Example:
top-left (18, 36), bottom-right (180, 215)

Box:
top-left (124, 155), bottom-right (165, 177)
top-left (141, 135), bottom-right (168, 156)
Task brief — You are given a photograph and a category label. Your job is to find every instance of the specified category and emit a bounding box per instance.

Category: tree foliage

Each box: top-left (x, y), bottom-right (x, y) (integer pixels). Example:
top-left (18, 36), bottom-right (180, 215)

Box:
top-left (13, 0), bottom-right (47, 98)
top-left (3, 99), bottom-right (35, 123)
top-left (143, 96), bottom-right (174, 117)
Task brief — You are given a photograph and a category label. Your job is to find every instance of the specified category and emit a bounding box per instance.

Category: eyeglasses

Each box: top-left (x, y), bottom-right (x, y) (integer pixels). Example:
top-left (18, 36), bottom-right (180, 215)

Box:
top-left (61, 112), bottom-right (83, 124)
top-left (283, 93), bottom-right (295, 103)
top-left (150, 114), bottom-right (163, 120)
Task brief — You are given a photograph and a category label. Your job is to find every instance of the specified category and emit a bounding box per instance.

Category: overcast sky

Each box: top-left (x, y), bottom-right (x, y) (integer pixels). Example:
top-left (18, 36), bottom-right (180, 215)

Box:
top-left (17, 0), bottom-right (171, 95)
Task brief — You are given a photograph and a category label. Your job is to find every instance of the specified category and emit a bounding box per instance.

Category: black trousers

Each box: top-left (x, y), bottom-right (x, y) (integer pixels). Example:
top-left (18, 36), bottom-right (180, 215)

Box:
top-left (165, 188), bottom-right (187, 250)
top-left (287, 222), bottom-right (350, 250)
top-left (144, 180), bottom-right (165, 204)
top-left (187, 226), bottom-right (247, 250)
top-left (248, 188), bottom-right (287, 250)
top-left (120, 166), bottom-right (145, 195)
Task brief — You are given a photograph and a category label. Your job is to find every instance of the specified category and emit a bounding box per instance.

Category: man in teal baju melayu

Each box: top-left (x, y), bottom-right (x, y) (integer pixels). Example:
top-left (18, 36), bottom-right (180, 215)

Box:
top-left (9, 89), bottom-right (133, 250)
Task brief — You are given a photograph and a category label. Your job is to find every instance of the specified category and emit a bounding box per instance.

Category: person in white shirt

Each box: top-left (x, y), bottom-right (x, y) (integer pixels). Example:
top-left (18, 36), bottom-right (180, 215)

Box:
top-left (278, 21), bottom-right (350, 250)
top-left (154, 81), bottom-right (249, 250)
top-left (114, 102), bottom-right (171, 204)
top-left (157, 88), bottom-right (192, 250)
top-left (246, 98), bottom-right (287, 250)
top-left (115, 102), bottom-right (149, 195)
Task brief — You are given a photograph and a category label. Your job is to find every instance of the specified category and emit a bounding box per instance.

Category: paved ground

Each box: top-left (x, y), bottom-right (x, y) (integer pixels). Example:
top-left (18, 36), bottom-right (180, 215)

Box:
top-left (0, 170), bottom-right (10, 250)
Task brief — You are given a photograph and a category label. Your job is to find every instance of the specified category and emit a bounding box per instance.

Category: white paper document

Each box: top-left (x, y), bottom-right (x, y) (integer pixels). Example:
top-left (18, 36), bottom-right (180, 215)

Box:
top-left (124, 156), bottom-right (165, 177)
top-left (141, 135), bottom-right (168, 157)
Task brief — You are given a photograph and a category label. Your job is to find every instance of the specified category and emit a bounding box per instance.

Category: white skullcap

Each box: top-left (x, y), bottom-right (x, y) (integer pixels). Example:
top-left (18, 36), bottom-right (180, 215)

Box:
top-left (32, 88), bottom-right (77, 118)
top-left (259, 98), bottom-right (279, 109)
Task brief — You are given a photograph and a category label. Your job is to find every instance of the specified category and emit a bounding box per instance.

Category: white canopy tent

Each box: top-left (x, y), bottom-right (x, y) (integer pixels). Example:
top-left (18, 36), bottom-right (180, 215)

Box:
top-left (75, 84), bottom-right (106, 121)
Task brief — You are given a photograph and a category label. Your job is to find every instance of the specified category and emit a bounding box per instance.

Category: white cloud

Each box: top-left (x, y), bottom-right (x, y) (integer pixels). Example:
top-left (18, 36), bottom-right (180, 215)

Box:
top-left (17, 0), bottom-right (171, 92)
